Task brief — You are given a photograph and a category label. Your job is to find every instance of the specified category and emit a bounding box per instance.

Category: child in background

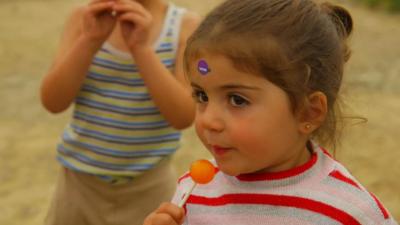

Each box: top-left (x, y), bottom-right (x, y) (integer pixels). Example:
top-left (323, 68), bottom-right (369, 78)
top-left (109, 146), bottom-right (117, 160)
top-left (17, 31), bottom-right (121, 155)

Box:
top-left (143, 0), bottom-right (399, 224)
top-left (40, 0), bottom-right (200, 224)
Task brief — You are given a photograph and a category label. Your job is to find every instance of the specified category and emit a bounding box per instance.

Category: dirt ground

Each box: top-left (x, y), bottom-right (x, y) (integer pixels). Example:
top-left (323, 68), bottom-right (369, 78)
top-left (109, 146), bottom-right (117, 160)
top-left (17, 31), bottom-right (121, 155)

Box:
top-left (0, 0), bottom-right (399, 224)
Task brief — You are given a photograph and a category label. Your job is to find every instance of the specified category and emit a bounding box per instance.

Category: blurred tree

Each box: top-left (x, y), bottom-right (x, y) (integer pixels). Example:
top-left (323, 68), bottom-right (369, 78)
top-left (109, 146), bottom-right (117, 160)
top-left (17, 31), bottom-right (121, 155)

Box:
top-left (355, 0), bottom-right (400, 11)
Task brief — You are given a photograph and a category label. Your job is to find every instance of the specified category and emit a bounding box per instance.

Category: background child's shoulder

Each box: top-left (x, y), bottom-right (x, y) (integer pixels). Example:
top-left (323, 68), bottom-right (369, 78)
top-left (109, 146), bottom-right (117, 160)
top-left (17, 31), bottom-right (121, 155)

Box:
top-left (178, 10), bottom-right (202, 43)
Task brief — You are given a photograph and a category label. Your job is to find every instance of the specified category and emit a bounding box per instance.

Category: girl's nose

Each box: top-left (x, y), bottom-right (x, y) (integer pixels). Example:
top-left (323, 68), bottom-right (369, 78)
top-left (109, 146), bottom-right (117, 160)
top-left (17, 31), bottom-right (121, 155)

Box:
top-left (196, 103), bottom-right (225, 133)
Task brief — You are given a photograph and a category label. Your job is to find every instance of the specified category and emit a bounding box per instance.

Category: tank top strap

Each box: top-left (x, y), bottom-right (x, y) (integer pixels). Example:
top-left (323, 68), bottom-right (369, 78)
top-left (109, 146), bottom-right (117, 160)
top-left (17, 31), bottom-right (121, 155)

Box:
top-left (154, 3), bottom-right (187, 59)
top-left (102, 3), bottom-right (187, 60)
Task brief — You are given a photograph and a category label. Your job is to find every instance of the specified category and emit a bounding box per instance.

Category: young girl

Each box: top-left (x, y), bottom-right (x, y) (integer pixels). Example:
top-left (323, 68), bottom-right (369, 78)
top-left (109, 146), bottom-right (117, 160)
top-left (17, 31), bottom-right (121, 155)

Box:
top-left (143, 0), bottom-right (399, 224)
top-left (40, 0), bottom-right (200, 224)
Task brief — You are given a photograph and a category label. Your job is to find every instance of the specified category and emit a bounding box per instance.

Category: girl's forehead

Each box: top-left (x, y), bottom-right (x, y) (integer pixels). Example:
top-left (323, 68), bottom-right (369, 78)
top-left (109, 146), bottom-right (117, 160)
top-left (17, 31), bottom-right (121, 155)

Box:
top-left (188, 54), bottom-right (232, 79)
top-left (188, 56), bottom-right (270, 89)
top-left (188, 54), bottom-right (259, 79)
top-left (189, 53), bottom-right (231, 71)
top-left (197, 59), bottom-right (212, 76)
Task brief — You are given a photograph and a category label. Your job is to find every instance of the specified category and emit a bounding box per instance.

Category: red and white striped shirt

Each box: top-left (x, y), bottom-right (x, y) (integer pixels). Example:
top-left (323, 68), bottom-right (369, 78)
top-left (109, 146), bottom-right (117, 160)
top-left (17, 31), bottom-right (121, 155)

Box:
top-left (172, 143), bottom-right (398, 225)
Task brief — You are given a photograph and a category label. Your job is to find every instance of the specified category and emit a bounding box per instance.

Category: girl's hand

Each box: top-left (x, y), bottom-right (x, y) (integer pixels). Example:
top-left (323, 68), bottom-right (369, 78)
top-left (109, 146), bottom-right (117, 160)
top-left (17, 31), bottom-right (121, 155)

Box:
top-left (143, 202), bottom-right (185, 225)
top-left (81, 0), bottom-right (117, 46)
top-left (113, 0), bottom-right (153, 53)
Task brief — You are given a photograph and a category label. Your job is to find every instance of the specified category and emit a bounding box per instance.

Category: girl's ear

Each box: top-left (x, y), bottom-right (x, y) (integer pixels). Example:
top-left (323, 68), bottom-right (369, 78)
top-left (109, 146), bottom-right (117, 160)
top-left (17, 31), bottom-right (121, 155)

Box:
top-left (298, 91), bottom-right (328, 134)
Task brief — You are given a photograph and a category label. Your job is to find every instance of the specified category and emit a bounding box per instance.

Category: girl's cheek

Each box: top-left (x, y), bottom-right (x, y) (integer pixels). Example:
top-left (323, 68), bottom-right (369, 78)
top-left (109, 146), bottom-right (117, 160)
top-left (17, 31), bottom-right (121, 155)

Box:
top-left (230, 124), bottom-right (254, 145)
top-left (194, 119), bottom-right (202, 135)
top-left (194, 122), bottom-right (207, 144)
top-left (194, 121), bottom-right (202, 137)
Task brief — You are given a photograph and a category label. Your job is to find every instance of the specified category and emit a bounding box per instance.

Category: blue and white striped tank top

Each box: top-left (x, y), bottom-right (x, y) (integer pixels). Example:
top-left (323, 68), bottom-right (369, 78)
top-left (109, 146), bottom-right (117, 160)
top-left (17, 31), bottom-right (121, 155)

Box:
top-left (56, 3), bottom-right (186, 180)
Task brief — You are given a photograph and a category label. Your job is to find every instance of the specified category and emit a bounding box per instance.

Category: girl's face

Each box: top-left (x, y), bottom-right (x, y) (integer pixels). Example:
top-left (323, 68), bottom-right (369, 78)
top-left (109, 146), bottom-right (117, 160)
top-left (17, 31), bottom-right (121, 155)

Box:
top-left (190, 53), bottom-right (310, 176)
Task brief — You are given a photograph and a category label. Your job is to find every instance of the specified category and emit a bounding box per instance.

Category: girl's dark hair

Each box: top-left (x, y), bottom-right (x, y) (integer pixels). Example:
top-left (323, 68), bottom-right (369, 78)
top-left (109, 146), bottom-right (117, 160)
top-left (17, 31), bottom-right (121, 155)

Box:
top-left (184, 0), bottom-right (353, 147)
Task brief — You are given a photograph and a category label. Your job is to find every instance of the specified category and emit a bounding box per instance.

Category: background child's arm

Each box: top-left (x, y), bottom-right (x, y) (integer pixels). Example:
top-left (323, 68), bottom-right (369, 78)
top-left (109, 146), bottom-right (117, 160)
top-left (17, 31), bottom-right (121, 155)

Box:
top-left (133, 12), bottom-right (201, 129)
top-left (40, 1), bottom-right (116, 113)
top-left (143, 202), bottom-right (185, 225)
top-left (116, 1), bottom-right (201, 129)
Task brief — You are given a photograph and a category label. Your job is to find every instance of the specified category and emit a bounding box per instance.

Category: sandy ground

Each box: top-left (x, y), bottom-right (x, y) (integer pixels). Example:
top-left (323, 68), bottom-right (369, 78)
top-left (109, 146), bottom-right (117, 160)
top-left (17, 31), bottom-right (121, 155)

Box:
top-left (0, 0), bottom-right (399, 224)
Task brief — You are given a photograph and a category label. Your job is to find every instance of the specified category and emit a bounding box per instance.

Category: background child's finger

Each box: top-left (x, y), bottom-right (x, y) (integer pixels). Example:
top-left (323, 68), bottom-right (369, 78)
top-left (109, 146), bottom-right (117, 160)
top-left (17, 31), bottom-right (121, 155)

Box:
top-left (88, 0), bottom-right (115, 4)
top-left (112, 1), bottom-right (149, 18)
top-left (88, 1), bottom-right (115, 15)
top-left (118, 12), bottom-right (148, 25)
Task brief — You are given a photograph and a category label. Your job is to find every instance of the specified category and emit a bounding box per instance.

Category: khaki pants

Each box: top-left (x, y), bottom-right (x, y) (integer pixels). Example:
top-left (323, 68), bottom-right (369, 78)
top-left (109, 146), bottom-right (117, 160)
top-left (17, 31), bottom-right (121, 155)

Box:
top-left (45, 159), bottom-right (177, 225)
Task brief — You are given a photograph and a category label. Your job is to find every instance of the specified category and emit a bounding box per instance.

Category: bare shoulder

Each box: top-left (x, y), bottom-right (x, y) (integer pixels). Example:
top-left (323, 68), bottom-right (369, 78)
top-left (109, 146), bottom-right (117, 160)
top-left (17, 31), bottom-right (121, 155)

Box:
top-left (179, 11), bottom-right (202, 43)
top-left (181, 11), bottom-right (202, 28)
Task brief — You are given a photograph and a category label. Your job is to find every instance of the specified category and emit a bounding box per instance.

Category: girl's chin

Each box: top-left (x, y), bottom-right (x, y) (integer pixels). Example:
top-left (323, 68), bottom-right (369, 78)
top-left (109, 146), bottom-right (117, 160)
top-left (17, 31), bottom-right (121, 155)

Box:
top-left (216, 161), bottom-right (261, 176)
top-left (215, 162), bottom-right (242, 176)
top-left (220, 169), bottom-right (240, 176)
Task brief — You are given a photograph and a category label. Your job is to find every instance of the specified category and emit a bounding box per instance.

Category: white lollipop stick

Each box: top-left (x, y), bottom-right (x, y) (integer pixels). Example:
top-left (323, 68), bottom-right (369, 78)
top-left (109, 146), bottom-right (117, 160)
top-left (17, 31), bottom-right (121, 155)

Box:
top-left (177, 159), bottom-right (216, 207)
top-left (178, 182), bottom-right (196, 208)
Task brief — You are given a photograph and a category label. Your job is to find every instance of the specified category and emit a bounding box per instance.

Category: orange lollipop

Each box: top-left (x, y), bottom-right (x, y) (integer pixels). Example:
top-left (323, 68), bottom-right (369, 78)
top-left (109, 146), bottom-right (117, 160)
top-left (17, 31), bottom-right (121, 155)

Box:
top-left (190, 159), bottom-right (216, 184)
top-left (178, 159), bottom-right (216, 207)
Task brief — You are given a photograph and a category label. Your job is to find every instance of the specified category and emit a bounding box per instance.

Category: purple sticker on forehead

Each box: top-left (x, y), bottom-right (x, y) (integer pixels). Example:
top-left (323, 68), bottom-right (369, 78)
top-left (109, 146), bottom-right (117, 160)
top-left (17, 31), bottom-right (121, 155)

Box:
top-left (198, 59), bottom-right (211, 75)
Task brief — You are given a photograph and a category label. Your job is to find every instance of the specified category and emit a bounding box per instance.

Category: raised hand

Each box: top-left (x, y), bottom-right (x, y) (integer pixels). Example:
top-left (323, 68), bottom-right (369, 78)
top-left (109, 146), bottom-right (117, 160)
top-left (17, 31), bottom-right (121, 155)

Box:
top-left (81, 0), bottom-right (117, 46)
top-left (112, 0), bottom-right (153, 53)
top-left (142, 202), bottom-right (185, 225)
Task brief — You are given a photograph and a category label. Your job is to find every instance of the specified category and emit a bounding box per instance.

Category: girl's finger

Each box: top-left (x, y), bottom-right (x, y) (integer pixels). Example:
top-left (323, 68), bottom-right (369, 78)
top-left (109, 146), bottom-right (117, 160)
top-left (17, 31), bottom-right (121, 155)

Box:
top-left (155, 202), bottom-right (185, 224)
top-left (144, 212), bottom-right (179, 225)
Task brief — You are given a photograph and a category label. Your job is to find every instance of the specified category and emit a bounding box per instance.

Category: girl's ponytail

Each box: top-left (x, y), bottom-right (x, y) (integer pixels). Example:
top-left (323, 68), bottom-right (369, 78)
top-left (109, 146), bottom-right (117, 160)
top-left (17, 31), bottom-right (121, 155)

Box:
top-left (322, 2), bottom-right (353, 62)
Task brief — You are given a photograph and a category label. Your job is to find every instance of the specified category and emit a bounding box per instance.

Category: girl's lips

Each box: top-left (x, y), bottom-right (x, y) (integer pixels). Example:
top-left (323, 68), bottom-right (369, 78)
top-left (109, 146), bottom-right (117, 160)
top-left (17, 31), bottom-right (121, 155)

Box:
top-left (211, 145), bottom-right (232, 156)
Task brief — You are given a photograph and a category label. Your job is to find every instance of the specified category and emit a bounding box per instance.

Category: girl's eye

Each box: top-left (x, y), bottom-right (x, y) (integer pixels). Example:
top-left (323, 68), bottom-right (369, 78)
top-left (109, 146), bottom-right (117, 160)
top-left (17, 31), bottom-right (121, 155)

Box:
top-left (193, 90), bottom-right (208, 103)
top-left (229, 94), bottom-right (249, 107)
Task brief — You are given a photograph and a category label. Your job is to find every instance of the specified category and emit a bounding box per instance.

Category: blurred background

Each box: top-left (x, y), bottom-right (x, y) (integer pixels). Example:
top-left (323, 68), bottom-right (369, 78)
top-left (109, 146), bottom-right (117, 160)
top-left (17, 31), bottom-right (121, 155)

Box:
top-left (0, 0), bottom-right (399, 224)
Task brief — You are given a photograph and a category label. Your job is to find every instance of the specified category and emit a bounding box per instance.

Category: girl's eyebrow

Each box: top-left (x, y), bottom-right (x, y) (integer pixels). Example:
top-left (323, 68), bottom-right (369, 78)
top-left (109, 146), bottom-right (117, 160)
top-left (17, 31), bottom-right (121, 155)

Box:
top-left (219, 84), bottom-right (261, 91)
top-left (191, 83), bottom-right (203, 89)
top-left (191, 82), bottom-right (260, 91)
